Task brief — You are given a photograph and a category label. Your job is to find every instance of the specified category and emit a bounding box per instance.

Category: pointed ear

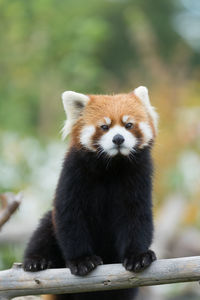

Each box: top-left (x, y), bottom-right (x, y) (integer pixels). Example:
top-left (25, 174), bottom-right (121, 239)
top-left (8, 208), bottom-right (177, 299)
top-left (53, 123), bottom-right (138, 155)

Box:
top-left (134, 86), bottom-right (150, 107)
top-left (134, 86), bottom-right (158, 133)
top-left (61, 91), bottom-right (90, 140)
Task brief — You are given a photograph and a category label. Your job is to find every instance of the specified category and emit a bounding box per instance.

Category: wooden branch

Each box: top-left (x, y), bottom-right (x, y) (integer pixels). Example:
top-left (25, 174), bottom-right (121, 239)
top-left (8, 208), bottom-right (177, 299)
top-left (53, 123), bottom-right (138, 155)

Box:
top-left (0, 193), bottom-right (22, 230)
top-left (0, 257), bottom-right (200, 299)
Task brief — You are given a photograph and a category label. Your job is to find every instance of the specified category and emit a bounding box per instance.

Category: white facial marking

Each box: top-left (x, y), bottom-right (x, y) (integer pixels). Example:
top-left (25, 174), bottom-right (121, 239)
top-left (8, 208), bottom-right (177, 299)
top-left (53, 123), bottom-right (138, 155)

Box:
top-left (134, 86), bottom-right (158, 133)
top-left (80, 125), bottom-right (95, 150)
top-left (99, 125), bottom-right (137, 156)
top-left (104, 117), bottom-right (111, 125)
top-left (108, 148), bottom-right (118, 156)
top-left (122, 115), bottom-right (134, 124)
top-left (139, 122), bottom-right (153, 148)
top-left (122, 115), bottom-right (129, 123)
top-left (120, 147), bottom-right (131, 156)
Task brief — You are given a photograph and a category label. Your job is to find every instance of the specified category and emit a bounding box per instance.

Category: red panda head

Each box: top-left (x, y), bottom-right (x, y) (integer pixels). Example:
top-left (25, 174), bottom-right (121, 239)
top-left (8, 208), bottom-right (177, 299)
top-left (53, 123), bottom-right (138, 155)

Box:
top-left (61, 87), bottom-right (158, 157)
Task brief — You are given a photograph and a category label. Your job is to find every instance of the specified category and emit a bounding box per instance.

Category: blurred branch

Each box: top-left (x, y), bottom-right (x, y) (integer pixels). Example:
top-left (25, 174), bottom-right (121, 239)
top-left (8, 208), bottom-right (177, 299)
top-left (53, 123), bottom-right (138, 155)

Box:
top-left (0, 257), bottom-right (200, 299)
top-left (152, 194), bottom-right (187, 258)
top-left (0, 193), bottom-right (22, 230)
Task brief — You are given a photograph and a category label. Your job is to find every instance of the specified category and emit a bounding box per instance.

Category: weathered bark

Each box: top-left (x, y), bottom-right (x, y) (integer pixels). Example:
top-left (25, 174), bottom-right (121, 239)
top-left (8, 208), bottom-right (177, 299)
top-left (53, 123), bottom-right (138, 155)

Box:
top-left (0, 257), bottom-right (200, 299)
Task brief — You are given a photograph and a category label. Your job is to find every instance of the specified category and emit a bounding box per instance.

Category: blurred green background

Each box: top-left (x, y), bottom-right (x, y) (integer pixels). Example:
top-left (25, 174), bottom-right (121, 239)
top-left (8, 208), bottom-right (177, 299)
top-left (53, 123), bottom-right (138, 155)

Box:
top-left (0, 0), bottom-right (200, 299)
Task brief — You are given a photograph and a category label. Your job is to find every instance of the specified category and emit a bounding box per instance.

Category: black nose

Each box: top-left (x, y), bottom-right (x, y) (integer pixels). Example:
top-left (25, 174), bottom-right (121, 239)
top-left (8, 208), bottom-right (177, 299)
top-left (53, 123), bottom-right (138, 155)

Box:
top-left (112, 134), bottom-right (125, 146)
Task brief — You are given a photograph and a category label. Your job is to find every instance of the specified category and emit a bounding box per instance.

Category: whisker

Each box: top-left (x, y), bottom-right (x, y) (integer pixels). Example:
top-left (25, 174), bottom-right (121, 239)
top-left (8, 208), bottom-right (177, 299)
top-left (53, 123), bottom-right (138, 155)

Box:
top-left (105, 155), bottom-right (112, 170)
top-left (129, 149), bottom-right (138, 163)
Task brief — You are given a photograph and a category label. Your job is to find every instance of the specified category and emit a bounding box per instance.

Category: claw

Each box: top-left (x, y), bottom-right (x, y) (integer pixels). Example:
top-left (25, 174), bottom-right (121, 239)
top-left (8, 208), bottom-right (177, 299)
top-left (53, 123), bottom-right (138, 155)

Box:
top-left (68, 255), bottom-right (103, 276)
top-left (23, 258), bottom-right (55, 272)
top-left (123, 250), bottom-right (156, 273)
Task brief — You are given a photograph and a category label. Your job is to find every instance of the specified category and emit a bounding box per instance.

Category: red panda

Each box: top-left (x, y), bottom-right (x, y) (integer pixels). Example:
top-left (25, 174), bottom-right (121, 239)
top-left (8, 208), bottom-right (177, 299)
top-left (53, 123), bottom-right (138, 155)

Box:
top-left (23, 86), bottom-right (158, 300)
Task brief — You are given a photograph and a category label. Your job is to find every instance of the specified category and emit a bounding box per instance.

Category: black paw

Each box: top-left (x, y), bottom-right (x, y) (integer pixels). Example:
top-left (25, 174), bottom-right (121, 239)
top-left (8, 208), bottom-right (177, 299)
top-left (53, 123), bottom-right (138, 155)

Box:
top-left (123, 250), bottom-right (156, 273)
top-left (23, 257), bottom-right (56, 272)
top-left (67, 255), bottom-right (103, 276)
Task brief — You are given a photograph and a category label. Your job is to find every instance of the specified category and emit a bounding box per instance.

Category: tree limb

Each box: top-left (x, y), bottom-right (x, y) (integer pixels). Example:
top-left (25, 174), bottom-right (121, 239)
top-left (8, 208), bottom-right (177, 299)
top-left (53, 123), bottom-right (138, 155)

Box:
top-left (0, 257), bottom-right (200, 299)
top-left (0, 193), bottom-right (22, 230)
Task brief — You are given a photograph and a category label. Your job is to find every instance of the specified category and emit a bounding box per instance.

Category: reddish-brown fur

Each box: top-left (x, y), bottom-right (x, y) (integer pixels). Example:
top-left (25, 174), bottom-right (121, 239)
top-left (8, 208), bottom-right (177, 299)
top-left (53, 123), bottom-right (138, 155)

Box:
top-left (70, 92), bottom-right (155, 149)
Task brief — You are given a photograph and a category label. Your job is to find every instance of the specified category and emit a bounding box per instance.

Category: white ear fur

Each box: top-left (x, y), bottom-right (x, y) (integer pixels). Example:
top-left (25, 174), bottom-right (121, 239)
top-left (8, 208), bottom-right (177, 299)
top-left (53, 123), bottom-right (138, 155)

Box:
top-left (134, 86), bottom-right (158, 132)
top-left (134, 86), bottom-right (150, 107)
top-left (61, 91), bottom-right (90, 140)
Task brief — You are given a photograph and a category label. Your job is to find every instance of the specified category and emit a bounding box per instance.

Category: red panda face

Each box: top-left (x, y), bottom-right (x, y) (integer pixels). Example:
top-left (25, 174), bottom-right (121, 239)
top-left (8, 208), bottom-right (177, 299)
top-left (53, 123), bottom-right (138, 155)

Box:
top-left (61, 87), bottom-right (158, 157)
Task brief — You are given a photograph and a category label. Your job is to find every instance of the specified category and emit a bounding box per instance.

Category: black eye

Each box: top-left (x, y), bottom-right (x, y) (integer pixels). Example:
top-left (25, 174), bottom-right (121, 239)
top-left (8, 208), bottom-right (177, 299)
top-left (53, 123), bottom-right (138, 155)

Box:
top-left (125, 122), bottom-right (133, 129)
top-left (101, 124), bottom-right (109, 131)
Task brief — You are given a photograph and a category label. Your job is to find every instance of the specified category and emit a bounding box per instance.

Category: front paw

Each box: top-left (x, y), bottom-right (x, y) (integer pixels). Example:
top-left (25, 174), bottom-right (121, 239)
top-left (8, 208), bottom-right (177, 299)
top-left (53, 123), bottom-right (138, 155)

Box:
top-left (23, 257), bottom-right (56, 272)
top-left (67, 255), bottom-right (103, 276)
top-left (123, 250), bottom-right (156, 273)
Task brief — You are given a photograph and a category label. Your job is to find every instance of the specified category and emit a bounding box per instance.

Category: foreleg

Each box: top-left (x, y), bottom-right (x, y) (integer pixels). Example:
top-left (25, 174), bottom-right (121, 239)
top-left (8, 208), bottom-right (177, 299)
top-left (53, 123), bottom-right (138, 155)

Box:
top-left (23, 211), bottom-right (65, 272)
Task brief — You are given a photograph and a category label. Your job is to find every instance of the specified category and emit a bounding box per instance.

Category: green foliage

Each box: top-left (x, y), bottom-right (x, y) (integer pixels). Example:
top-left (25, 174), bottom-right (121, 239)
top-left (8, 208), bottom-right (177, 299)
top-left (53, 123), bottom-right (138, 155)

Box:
top-left (0, 244), bottom-right (23, 270)
top-left (0, 0), bottom-right (197, 136)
